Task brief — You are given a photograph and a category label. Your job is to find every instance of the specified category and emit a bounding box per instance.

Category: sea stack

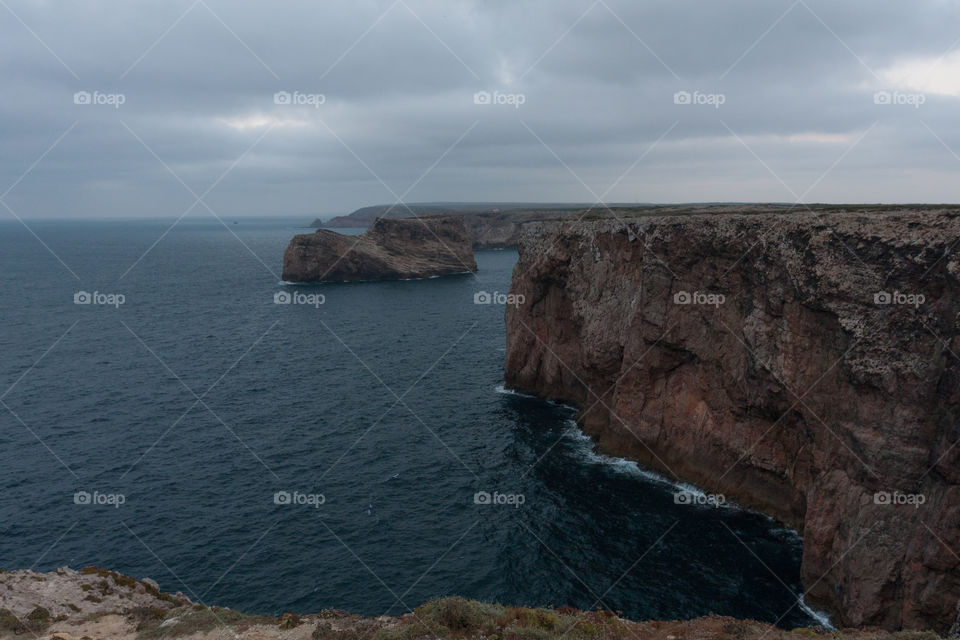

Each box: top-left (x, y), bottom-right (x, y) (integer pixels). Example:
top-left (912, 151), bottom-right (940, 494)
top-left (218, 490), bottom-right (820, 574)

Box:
top-left (504, 205), bottom-right (960, 633)
top-left (282, 215), bottom-right (477, 282)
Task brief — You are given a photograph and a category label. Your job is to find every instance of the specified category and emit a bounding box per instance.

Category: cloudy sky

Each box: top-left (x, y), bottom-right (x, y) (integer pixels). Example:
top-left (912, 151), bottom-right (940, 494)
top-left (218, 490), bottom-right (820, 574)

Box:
top-left (2, 0), bottom-right (960, 219)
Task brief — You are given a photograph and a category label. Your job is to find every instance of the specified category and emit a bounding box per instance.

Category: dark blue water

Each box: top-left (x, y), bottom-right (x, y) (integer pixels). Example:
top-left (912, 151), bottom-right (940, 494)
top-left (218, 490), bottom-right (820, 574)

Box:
top-left (0, 218), bottom-right (821, 628)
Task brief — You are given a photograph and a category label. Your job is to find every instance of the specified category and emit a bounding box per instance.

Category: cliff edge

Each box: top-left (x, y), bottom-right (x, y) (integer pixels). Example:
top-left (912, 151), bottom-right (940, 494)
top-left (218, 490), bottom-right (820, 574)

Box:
top-left (282, 216), bottom-right (477, 282)
top-left (504, 206), bottom-right (960, 633)
top-left (0, 568), bottom-right (944, 640)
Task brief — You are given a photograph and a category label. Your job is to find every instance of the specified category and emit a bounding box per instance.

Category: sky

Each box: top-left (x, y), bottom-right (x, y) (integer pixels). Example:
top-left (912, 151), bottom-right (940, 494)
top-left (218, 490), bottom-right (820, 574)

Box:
top-left (2, 0), bottom-right (960, 219)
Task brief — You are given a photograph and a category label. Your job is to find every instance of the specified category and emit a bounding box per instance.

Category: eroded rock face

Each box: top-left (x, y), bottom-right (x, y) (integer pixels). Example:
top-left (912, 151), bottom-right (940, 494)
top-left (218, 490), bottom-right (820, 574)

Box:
top-left (504, 207), bottom-right (960, 632)
top-left (282, 216), bottom-right (477, 282)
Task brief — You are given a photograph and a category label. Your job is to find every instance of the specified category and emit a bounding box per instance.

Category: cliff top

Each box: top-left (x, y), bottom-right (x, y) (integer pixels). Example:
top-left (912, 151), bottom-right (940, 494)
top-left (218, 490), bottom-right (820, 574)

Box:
top-left (532, 203), bottom-right (960, 223)
top-left (0, 568), bottom-right (943, 640)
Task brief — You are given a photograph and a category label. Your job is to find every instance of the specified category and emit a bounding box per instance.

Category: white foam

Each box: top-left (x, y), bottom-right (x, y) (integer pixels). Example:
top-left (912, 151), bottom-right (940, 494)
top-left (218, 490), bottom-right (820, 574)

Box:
top-left (494, 384), bottom-right (539, 399)
top-left (798, 597), bottom-right (835, 630)
top-left (561, 421), bottom-right (685, 487)
top-left (495, 384), bottom-right (579, 411)
top-left (558, 420), bottom-right (745, 512)
top-left (495, 386), bottom-right (808, 528)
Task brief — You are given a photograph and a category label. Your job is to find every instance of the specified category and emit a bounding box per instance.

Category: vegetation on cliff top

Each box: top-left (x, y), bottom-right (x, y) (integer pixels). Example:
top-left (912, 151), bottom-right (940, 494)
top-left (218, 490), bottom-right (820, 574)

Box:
top-left (0, 592), bottom-right (950, 640)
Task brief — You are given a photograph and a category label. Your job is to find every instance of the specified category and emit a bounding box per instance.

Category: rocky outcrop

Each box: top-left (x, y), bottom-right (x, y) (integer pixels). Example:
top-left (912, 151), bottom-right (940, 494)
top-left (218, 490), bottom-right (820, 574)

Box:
top-left (0, 567), bottom-right (189, 623)
top-left (282, 216), bottom-right (477, 282)
top-left (504, 206), bottom-right (960, 633)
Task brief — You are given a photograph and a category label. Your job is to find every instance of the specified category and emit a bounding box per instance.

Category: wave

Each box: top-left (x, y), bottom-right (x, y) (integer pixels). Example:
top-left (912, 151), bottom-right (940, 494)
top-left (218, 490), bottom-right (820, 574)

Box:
top-left (560, 420), bottom-right (754, 515)
top-left (498, 386), bottom-right (808, 532)
top-left (494, 384), bottom-right (541, 400)
top-left (495, 384), bottom-right (580, 411)
top-left (798, 597), bottom-right (834, 630)
top-left (559, 421), bottom-right (728, 499)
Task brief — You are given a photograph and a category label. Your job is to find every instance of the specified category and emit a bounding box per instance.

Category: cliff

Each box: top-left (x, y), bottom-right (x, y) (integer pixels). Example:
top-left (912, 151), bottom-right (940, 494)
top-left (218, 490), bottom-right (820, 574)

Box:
top-left (282, 216), bottom-right (477, 282)
top-left (504, 205), bottom-right (960, 633)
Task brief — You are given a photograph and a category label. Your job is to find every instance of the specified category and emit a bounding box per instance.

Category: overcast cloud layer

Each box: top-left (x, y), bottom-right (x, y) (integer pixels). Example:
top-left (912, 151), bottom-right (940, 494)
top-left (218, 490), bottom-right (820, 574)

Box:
top-left (2, 0), bottom-right (960, 219)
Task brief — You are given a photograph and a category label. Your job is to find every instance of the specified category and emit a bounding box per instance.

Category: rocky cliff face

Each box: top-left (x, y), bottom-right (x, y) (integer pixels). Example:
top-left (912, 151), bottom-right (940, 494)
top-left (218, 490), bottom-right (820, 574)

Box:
top-left (504, 206), bottom-right (960, 633)
top-left (282, 216), bottom-right (477, 282)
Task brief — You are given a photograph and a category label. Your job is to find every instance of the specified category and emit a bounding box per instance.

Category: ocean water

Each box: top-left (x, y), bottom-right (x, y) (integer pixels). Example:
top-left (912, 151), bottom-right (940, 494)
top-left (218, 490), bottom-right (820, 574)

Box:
top-left (0, 217), bottom-right (821, 628)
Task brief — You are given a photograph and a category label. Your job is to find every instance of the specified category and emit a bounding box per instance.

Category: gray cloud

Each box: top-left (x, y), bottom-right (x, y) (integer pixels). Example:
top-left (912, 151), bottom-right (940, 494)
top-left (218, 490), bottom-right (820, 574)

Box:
top-left (2, 0), bottom-right (960, 218)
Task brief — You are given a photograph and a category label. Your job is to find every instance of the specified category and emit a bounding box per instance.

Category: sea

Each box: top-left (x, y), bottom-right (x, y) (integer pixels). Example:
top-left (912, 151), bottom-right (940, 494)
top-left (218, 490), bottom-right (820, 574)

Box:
top-left (0, 217), bottom-right (827, 628)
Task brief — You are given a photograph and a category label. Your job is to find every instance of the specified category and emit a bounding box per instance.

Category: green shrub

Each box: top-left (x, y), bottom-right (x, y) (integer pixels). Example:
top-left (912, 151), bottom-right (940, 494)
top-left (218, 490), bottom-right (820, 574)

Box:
top-left (315, 621), bottom-right (382, 640)
top-left (279, 613), bottom-right (301, 629)
top-left (0, 607), bottom-right (54, 635)
top-left (412, 596), bottom-right (492, 632)
top-left (0, 609), bottom-right (21, 633)
top-left (25, 607), bottom-right (50, 623)
top-left (136, 607), bottom-right (274, 640)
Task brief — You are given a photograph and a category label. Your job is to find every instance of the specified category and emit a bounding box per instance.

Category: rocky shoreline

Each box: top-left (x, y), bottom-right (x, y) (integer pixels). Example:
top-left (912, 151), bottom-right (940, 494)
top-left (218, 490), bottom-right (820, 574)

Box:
top-left (0, 568), bottom-right (946, 640)
top-left (504, 205), bottom-right (960, 633)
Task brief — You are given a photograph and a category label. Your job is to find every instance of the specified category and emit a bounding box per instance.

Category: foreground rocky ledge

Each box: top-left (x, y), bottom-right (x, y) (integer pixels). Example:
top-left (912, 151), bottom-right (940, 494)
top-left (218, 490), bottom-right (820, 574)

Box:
top-left (282, 216), bottom-right (477, 282)
top-left (0, 568), bottom-right (944, 640)
top-left (504, 205), bottom-right (960, 633)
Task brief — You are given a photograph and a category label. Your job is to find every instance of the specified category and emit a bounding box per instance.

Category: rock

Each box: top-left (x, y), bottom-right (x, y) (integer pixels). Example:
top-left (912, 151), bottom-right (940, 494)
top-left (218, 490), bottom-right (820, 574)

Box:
top-left (0, 568), bottom-right (177, 620)
top-left (140, 578), bottom-right (159, 592)
top-left (504, 205), bottom-right (960, 633)
top-left (282, 216), bottom-right (477, 282)
top-left (159, 616), bottom-right (180, 628)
